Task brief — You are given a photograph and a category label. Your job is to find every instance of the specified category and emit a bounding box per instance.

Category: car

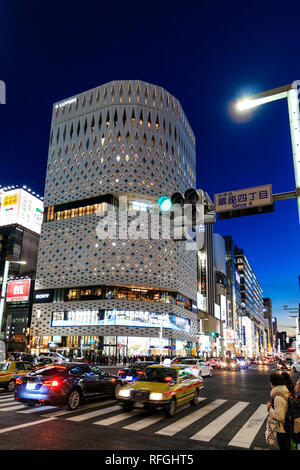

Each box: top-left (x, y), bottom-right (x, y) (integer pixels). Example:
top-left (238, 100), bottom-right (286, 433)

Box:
top-left (206, 357), bottom-right (221, 368)
top-left (277, 359), bottom-right (292, 371)
top-left (292, 360), bottom-right (300, 373)
top-left (170, 356), bottom-right (193, 364)
top-left (7, 352), bottom-right (35, 363)
top-left (37, 352), bottom-right (69, 363)
top-left (14, 362), bottom-right (124, 410)
top-left (235, 356), bottom-right (249, 369)
top-left (220, 358), bottom-right (240, 371)
top-left (176, 358), bottom-right (213, 377)
top-left (117, 361), bottom-right (158, 382)
top-left (32, 357), bottom-right (54, 370)
top-left (117, 363), bottom-right (203, 417)
top-left (0, 361), bottom-right (35, 392)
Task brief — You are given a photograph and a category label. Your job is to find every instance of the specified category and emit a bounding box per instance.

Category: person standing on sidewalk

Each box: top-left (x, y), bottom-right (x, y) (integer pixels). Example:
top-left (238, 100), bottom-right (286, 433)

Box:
top-left (267, 373), bottom-right (290, 450)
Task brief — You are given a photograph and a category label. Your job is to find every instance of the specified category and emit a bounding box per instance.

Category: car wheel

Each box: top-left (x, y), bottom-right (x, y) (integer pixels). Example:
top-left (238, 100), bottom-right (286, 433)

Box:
top-left (7, 379), bottom-right (15, 392)
top-left (190, 389), bottom-right (199, 406)
top-left (165, 398), bottom-right (176, 417)
top-left (209, 369), bottom-right (213, 377)
top-left (66, 389), bottom-right (81, 411)
top-left (113, 383), bottom-right (121, 398)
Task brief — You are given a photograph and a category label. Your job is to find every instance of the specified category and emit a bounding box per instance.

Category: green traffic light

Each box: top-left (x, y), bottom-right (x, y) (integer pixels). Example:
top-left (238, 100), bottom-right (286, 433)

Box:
top-left (158, 196), bottom-right (172, 212)
top-left (210, 332), bottom-right (216, 337)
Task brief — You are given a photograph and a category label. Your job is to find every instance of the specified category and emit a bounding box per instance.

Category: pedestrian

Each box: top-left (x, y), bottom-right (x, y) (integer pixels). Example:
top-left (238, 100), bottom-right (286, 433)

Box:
top-left (266, 373), bottom-right (290, 450)
top-left (296, 379), bottom-right (300, 396)
top-left (281, 372), bottom-right (297, 399)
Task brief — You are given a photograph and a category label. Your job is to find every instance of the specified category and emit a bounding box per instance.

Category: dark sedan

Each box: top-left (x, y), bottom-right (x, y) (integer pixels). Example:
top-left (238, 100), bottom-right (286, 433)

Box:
top-left (14, 363), bottom-right (124, 410)
top-left (117, 361), bottom-right (158, 383)
top-left (277, 359), bottom-right (292, 371)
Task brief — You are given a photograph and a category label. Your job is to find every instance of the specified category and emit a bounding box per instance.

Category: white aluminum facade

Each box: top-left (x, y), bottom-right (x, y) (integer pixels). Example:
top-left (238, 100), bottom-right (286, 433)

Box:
top-left (32, 80), bottom-right (198, 344)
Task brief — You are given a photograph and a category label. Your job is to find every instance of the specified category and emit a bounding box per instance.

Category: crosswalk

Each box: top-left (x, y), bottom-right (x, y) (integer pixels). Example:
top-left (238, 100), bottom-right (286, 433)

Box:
top-left (0, 392), bottom-right (269, 449)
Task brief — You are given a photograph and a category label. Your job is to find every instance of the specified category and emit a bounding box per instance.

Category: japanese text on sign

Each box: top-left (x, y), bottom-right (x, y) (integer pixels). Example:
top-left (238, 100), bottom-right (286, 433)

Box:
top-left (214, 185), bottom-right (272, 212)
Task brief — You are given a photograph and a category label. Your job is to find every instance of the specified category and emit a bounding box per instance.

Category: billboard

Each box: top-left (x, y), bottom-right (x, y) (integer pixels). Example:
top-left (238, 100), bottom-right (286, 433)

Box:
top-left (0, 189), bottom-right (43, 234)
top-left (220, 294), bottom-right (227, 325)
top-left (6, 279), bottom-right (31, 302)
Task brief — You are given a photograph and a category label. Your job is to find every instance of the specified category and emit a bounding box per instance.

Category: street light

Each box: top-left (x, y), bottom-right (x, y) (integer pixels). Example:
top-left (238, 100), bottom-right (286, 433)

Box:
top-left (0, 260), bottom-right (27, 339)
top-left (236, 82), bottom-right (300, 223)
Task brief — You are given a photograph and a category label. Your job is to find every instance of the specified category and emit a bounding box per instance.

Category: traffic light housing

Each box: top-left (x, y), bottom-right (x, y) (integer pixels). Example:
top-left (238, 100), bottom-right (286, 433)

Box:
top-left (157, 188), bottom-right (216, 247)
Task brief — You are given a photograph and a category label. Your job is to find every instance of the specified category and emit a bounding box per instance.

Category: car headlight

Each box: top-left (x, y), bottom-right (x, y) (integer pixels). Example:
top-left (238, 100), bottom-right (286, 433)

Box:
top-left (149, 392), bottom-right (164, 401)
top-left (240, 361), bottom-right (245, 366)
top-left (118, 389), bottom-right (131, 398)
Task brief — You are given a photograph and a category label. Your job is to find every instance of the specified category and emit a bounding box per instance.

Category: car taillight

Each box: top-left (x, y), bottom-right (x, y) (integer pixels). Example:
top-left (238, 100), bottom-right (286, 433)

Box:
top-left (118, 370), bottom-right (125, 375)
top-left (137, 371), bottom-right (144, 375)
top-left (193, 366), bottom-right (197, 370)
top-left (164, 376), bottom-right (174, 382)
top-left (15, 378), bottom-right (23, 385)
top-left (43, 379), bottom-right (60, 387)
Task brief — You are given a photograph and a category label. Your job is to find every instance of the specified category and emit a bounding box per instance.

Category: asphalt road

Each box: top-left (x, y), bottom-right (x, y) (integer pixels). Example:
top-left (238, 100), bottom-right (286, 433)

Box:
top-left (0, 363), bottom-right (299, 453)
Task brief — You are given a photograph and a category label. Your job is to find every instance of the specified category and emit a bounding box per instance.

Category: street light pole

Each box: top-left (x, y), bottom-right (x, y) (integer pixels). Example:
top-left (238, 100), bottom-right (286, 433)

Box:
top-left (0, 260), bottom-right (27, 340)
top-left (236, 82), bottom-right (300, 223)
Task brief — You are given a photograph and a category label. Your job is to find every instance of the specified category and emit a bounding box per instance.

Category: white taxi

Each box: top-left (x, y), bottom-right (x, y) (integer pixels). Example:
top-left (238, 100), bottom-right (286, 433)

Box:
top-left (176, 358), bottom-right (213, 377)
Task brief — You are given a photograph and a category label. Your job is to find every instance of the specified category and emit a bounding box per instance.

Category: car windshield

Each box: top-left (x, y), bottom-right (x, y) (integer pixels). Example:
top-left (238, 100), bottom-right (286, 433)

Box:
top-left (180, 360), bottom-right (196, 365)
top-left (0, 363), bottom-right (9, 371)
top-left (140, 367), bottom-right (177, 383)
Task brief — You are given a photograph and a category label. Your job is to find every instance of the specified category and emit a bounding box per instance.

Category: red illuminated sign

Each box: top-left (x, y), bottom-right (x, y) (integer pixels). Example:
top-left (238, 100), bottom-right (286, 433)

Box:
top-left (6, 280), bottom-right (31, 302)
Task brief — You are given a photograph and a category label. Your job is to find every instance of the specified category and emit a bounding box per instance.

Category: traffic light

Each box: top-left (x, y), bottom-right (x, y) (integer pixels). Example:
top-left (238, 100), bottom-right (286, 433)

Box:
top-left (210, 332), bottom-right (219, 338)
top-left (157, 196), bottom-right (172, 212)
top-left (157, 188), bottom-right (216, 248)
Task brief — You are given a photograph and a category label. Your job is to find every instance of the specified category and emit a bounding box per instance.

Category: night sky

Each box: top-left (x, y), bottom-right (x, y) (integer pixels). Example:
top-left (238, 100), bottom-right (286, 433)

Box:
top-left (0, 1), bottom-right (299, 334)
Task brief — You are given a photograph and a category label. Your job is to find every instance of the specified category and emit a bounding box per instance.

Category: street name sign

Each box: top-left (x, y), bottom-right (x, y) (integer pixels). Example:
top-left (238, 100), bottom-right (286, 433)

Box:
top-left (215, 184), bottom-right (273, 212)
top-left (214, 184), bottom-right (274, 219)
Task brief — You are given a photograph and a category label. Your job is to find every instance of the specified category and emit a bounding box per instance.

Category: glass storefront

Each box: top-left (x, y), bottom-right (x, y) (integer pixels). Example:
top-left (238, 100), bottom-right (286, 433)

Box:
top-left (30, 334), bottom-right (196, 359)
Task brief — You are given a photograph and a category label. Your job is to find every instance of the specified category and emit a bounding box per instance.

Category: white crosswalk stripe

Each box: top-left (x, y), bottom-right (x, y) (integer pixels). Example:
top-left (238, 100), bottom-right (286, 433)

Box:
top-left (67, 403), bottom-right (119, 422)
top-left (190, 401), bottom-right (249, 442)
top-left (94, 409), bottom-right (144, 426)
top-left (19, 406), bottom-right (58, 414)
top-left (155, 398), bottom-right (225, 437)
top-left (0, 398), bottom-right (16, 405)
top-left (228, 404), bottom-right (267, 448)
top-left (123, 414), bottom-right (164, 431)
top-left (43, 400), bottom-right (114, 418)
top-left (0, 404), bottom-right (27, 411)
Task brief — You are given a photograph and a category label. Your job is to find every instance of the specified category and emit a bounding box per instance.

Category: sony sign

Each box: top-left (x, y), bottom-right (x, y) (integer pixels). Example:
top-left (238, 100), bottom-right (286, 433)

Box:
top-left (34, 290), bottom-right (53, 302)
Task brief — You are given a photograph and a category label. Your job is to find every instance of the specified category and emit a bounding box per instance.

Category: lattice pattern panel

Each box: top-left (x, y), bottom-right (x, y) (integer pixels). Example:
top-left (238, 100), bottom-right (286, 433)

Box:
top-left (45, 80), bottom-right (196, 206)
top-left (35, 213), bottom-right (198, 301)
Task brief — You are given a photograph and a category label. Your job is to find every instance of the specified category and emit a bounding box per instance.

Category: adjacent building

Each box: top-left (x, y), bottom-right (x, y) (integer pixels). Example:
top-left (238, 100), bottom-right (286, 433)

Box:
top-left (234, 246), bottom-right (265, 357)
top-left (0, 186), bottom-right (43, 351)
